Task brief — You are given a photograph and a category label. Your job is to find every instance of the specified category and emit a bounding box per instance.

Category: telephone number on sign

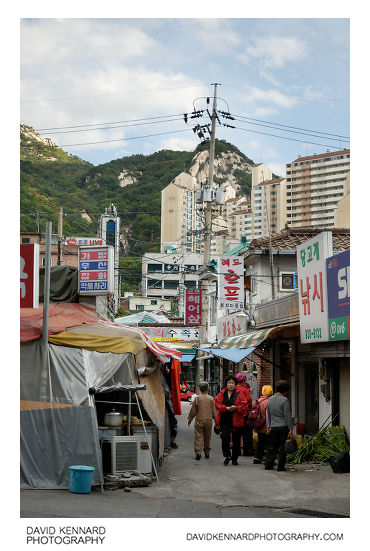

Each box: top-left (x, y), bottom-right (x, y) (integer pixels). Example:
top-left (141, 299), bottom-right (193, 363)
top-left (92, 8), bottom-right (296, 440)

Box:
top-left (304, 328), bottom-right (322, 339)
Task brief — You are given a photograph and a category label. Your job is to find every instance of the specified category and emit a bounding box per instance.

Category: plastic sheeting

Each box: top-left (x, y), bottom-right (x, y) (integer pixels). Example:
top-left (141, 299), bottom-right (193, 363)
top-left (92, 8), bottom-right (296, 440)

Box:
top-left (20, 340), bottom-right (149, 489)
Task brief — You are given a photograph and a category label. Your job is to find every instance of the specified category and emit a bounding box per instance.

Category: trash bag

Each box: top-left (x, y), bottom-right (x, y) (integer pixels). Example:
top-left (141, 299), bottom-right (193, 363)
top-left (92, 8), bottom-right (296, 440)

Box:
top-left (284, 435), bottom-right (298, 454)
top-left (329, 450), bottom-right (350, 473)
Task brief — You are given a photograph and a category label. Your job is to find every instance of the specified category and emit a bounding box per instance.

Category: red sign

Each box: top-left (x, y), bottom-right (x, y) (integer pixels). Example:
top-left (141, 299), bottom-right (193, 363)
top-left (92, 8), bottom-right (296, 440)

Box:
top-left (67, 238), bottom-right (76, 245)
top-left (20, 244), bottom-right (40, 308)
top-left (184, 289), bottom-right (202, 325)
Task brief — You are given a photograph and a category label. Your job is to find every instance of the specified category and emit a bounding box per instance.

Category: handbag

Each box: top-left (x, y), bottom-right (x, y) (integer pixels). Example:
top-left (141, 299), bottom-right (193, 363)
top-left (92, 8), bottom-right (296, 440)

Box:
top-left (214, 425), bottom-right (220, 435)
top-left (284, 434), bottom-right (298, 454)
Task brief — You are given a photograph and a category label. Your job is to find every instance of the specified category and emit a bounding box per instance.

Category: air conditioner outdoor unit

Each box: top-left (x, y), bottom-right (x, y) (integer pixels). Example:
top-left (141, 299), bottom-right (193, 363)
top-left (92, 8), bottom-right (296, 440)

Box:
top-left (101, 435), bottom-right (153, 474)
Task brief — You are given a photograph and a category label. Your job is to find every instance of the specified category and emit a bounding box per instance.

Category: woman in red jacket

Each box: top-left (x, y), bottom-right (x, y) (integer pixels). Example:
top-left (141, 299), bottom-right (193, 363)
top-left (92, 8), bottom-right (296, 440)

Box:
top-left (215, 375), bottom-right (249, 466)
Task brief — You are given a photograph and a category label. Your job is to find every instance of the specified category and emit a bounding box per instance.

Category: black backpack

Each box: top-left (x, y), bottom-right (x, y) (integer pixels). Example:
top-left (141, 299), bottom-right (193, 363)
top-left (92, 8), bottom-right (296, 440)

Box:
top-left (329, 450), bottom-right (350, 473)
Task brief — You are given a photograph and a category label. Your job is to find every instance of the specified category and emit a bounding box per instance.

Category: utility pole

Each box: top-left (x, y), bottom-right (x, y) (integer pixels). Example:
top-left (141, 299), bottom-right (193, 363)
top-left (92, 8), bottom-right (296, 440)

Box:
top-left (41, 221), bottom-right (52, 400)
top-left (198, 83), bottom-right (220, 389)
top-left (57, 206), bottom-right (63, 265)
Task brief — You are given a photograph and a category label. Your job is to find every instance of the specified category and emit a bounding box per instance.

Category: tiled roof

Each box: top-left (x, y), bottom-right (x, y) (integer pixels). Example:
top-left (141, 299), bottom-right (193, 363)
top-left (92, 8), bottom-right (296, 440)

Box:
top-left (291, 149), bottom-right (350, 164)
top-left (225, 197), bottom-right (240, 203)
top-left (247, 227), bottom-right (350, 253)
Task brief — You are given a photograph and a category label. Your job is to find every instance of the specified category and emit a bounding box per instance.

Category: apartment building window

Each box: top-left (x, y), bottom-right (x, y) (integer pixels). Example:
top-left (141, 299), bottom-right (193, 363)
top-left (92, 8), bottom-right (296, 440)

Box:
top-left (150, 300), bottom-right (158, 305)
top-left (21, 237), bottom-right (31, 243)
top-left (184, 264), bottom-right (197, 272)
top-left (136, 305), bottom-right (145, 311)
top-left (148, 279), bottom-right (162, 289)
top-left (148, 264), bottom-right (162, 273)
top-left (184, 280), bottom-right (197, 289)
top-left (164, 280), bottom-right (179, 289)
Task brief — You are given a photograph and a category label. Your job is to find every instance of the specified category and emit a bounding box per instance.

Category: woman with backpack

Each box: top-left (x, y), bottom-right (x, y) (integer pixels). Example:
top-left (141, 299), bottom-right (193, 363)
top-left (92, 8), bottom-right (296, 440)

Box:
top-left (250, 385), bottom-right (273, 464)
top-left (215, 375), bottom-right (249, 466)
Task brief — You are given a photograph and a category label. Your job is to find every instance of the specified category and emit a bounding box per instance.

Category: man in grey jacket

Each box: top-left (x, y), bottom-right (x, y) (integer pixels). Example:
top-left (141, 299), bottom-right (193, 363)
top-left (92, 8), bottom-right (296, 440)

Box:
top-left (265, 380), bottom-right (293, 471)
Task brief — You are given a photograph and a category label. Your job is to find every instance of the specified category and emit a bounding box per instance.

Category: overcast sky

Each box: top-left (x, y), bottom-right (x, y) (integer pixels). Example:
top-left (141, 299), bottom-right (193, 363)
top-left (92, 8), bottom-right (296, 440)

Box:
top-left (20, 18), bottom-right (349, 175)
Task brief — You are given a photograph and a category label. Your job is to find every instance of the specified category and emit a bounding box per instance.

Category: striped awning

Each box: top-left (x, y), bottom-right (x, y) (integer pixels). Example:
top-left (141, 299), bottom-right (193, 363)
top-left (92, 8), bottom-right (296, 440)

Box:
top-left (218, 322), bottom-right (299, 349)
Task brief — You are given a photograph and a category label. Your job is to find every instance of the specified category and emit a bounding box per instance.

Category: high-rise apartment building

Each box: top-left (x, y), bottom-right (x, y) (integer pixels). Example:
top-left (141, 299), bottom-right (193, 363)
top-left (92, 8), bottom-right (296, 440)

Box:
top-left (251, 164), bottom-right (287, 239)
top-left (286, 149), bottom-right (350, 228)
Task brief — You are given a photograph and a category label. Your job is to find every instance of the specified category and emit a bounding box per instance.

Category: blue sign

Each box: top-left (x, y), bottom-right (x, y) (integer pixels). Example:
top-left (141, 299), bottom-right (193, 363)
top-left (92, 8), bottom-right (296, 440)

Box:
top-left (80, 281), bottom-right (108, 292)
top-left (79, 261), bottom-right (108, 271)
top-left (326, 250), bottom-right (350, 340)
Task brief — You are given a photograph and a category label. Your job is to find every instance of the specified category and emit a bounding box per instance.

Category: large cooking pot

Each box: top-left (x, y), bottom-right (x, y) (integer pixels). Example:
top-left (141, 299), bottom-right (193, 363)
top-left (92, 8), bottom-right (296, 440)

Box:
top-left (104, 410), bottom-right (123, 426)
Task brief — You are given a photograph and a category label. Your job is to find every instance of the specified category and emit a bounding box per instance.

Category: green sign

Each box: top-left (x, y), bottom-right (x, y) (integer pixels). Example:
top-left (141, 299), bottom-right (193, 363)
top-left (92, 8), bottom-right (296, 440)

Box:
top-left (328, 316), bottom-right (349, 341)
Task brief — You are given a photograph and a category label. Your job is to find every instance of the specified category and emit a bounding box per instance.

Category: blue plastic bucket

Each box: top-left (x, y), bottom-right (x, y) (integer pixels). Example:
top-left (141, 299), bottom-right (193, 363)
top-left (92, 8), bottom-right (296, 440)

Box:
top-left (69, 465), bottom-right (95, 494)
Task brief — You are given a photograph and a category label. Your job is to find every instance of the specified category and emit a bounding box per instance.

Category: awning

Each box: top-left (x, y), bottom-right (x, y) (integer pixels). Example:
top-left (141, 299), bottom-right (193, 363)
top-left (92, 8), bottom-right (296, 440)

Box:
top-left (218, 322), bottom-right (299, 349)
top-left (198, 346), bottom-right (256, 363)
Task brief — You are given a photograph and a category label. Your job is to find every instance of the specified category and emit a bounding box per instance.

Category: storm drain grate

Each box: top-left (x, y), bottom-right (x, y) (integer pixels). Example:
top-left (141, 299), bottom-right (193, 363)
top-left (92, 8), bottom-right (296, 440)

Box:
top-left (290, 508), bottom-right (349, 518)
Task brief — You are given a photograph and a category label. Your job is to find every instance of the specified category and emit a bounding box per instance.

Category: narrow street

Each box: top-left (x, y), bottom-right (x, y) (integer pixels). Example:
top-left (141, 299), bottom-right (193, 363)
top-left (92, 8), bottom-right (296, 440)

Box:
top-left (20, 402), bottom-right (349, 519)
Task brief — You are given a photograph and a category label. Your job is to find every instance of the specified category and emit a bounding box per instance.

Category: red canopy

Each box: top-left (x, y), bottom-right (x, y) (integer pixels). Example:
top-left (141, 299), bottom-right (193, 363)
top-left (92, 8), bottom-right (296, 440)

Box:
top-left (20, 303), bottom-right (99, 342)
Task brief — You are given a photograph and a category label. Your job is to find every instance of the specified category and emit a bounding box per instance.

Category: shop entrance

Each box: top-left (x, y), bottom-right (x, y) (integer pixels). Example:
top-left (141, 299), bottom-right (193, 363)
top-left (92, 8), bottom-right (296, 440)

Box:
top-left (304, 363), bottom-right (319, 434)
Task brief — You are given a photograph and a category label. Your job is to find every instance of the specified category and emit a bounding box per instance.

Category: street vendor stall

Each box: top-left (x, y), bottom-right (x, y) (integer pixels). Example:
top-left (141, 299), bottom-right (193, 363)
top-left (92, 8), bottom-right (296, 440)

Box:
top-left (20, 304), bottom-right (180, 489)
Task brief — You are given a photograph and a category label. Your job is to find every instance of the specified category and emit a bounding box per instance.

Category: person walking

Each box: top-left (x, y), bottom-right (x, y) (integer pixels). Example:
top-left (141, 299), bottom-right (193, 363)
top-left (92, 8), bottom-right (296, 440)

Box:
top-left (235, 373), bottom-right (253, 456)
top-left (187, 382), bottom-right (217, 460)
top-left (215, 375), bottom-right (248, 466)
top-left (252, 384), bottom-right (273, 464)
top-left (265, 380), bottom-right (293, 471)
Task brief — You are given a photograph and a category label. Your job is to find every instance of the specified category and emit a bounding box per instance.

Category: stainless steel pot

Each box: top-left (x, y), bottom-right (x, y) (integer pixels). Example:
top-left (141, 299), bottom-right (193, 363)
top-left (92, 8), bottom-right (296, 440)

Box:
top-left (104, 410), bottom-right (123, 426)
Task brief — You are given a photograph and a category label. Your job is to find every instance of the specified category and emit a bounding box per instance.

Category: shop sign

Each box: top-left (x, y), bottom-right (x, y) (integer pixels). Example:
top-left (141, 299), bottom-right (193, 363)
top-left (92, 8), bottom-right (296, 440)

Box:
top-left (185, 289), bottom-right (202, 324)
top-left (20, 244), bottom-right (40, 308)
top-left (297, 232), bottom-right (333, 343)
top-left (217, 312), bottom-right (248, 341)
top-left (140, 326), bottom-right (199, 341)
top-left (326, 250), bottom-right (350, 341)
top-left (218, 256), bottom-right (244, 309)
top-left (78, 245), bottom-right (114, 295)
top-left (65, 237), bottom-right (103, 246)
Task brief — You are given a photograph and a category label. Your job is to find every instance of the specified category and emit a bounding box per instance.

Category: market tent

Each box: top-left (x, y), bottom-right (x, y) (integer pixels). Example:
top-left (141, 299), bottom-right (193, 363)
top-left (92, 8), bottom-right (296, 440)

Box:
top-left (20, 307), bottom-right (181, 489)
top-left (198, 346), bottom-right (256, 363)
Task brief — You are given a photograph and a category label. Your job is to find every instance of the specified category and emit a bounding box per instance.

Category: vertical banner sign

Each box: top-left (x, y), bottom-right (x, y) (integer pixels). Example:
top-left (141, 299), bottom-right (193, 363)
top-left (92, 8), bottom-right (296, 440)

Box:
top-left (297, 232), bottom-right (333, 343)
top-left (185, 289), bottom-right (202, 324)
top-left (326, 250), bottom-right (350, 341)
top-left (20, 244), bottom-right (40, 308)
top-left (78, 246), bottom-right (114, 295)
top-left (218, 256), bottom-right (244, 309)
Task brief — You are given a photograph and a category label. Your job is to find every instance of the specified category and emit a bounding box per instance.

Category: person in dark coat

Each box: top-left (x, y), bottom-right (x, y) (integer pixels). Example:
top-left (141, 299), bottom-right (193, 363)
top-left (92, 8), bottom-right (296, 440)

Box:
top-left (265, 380), bottom-right (293, 471)
top-left (253, 385), bottom-right (273, 464)
top-left (215, 375), bottom-right (248, 466)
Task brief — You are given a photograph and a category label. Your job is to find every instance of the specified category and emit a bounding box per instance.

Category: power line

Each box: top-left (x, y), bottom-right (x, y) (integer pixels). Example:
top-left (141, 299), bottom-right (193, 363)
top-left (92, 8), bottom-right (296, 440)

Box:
top-left (21, 85), bottom-right (206, 104)
top-left (35, 113), bottom-right (188, 131)
top-left (229, 116), bottom-right (350, 144)
top-left (40, 117), bottom-right (187, 136)
top-left (222, 83), bottom-right (349, 104)
top-left (227, 112), bottom-right (350, 140)
top-left (60, 128), bottom-right (194, 147)
top-left (230, 125), bottom-right (347, 151)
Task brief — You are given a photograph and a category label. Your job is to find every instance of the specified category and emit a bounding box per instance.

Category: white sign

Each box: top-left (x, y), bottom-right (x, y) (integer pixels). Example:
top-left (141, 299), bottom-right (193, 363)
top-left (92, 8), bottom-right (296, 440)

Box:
top-left (218, 256), bottom-right (244, 309)
top-left (217, 312), bottom-right (248, 341)
top-left (78, 246), bottom-right (114, 295)
top-left (65, 237), bottom-right (103, 246)
top-left (297, 232), bottom-right (333, 343)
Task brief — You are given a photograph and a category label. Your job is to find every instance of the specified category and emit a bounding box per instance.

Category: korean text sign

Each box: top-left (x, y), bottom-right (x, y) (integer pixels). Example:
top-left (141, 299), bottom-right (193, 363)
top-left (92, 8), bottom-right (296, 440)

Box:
top-left (218, 256), bottom-right (244, 309)
top-left (20, 244), bottom-right (40, 308)
top-left (185, 289), bottom-right (202, 325)
top-left (297, 232), bottom-right (332, 343)
top-left (326, 250), bottom-right (350, 341)
top-left (78, 246), bottom-right (114, 295)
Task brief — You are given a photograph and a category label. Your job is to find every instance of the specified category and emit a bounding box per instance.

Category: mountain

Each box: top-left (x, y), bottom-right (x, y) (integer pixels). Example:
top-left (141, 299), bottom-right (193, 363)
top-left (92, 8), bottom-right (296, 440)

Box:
top-left (20, 125), bottom-right (256, 256)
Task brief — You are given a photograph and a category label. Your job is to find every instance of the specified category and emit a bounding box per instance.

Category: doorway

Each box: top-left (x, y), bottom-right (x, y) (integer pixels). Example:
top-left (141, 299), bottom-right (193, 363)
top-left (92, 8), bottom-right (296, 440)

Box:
top-left (303, 363), bottom-right (319, 435)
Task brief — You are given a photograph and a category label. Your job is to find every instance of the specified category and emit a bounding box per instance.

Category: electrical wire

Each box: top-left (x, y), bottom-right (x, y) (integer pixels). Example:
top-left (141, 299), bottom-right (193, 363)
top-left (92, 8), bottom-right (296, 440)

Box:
top-left (59, 128), bottom-right (195, 147)
top-left (35, 113), bottom-right (190, 131)
top-left (226, 112), bottom-right (349, 140)
top-left (40, 117), bottom-right (187, 136)
top-left (229, 116), bottom-right (350, 144)
top-left (228, 124), bottom-right (347, 151)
